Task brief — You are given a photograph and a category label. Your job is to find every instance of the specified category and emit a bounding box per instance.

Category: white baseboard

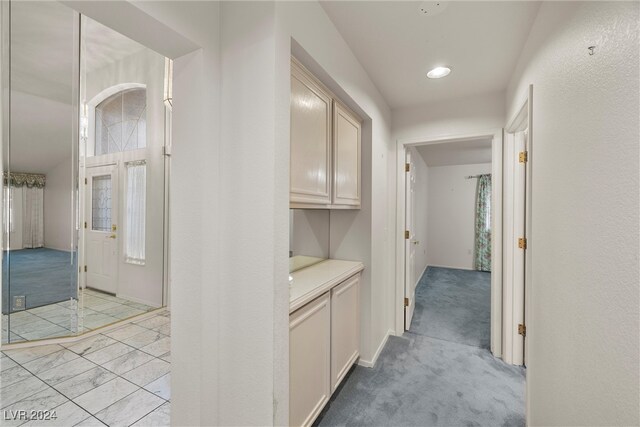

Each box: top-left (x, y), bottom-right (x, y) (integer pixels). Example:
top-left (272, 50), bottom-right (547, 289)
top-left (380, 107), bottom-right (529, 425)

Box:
top-left (44, 246), bottom-right (72, 252)
top-left (415, 264), bottom-right (428, 286)
top-left (358, 328), bottom-right (393, 368)
top-left (427, 263), bottom-right (476, 271)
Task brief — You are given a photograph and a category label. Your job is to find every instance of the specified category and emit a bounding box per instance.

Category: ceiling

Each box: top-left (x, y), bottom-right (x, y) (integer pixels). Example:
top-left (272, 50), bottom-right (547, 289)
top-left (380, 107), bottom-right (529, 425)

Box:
top-left (321, 1), bottom-right (541, 109)
top-left (10, 2), bottom-right (146, 104)
top-left (6, 2), bottom-right (147, 173)
top-left (416, 137), bottom-right (492, 167)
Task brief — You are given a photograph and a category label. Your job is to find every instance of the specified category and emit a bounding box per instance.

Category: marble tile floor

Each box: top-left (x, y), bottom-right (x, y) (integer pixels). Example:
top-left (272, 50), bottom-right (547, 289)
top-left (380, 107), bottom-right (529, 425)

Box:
top-left (0, 310), bottom-right (171, 426)
top-left (2, 290), bottom-right (156, 344)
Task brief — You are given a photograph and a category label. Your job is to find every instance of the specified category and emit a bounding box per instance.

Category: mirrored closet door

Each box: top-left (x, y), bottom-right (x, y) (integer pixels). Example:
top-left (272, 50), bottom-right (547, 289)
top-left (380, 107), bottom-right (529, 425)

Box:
top-left (1, 1), bottom-right (170, 344)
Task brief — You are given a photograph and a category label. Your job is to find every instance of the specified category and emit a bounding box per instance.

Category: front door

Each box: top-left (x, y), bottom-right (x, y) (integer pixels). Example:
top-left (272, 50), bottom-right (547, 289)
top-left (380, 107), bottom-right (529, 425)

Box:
top-left (405, 150), bottom-right (417, 330)
top-left (85, 164), bottom-right (119, 294)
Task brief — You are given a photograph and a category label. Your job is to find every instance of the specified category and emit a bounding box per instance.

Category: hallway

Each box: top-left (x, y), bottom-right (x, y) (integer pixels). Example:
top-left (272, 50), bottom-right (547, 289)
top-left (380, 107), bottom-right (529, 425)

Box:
top-left (316, 267), bottom-right (525, 426)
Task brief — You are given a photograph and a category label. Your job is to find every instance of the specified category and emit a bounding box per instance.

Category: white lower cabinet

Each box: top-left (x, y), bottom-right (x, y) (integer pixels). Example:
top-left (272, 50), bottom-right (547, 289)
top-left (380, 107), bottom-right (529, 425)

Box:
top-left (289, 273), bottom-right (361, 427)
top-left (330, 274), bottom-right (361, 391)
top-left (289, 292), bottom-right (331, 427)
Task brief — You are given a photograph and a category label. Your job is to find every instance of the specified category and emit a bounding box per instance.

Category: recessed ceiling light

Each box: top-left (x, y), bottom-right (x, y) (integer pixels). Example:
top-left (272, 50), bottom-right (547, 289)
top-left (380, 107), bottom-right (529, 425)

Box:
top-left (427, 66), bottom-right (451, 79)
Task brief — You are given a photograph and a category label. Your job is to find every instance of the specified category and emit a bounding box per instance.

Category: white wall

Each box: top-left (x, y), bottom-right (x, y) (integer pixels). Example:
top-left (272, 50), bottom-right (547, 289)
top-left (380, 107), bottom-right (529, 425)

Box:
top-left (407, 146), bottom-right (428, 281)
top-left (426, 163), bottom-right (491, 270)
top-left (392, 91), bottom-right (505, 143)
top-left (505, 2), bottom-right (639, 425)
top-left (290, 209), bottom-right (329, 259)
top-left (44, 157), bottom-right (72, 251)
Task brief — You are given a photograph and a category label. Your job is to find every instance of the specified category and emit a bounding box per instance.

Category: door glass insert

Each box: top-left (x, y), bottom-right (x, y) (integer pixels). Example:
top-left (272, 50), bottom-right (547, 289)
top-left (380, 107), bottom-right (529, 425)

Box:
top-left (94, 88), bottom-right (147, 156)
top-left (92, 175), bottom-right (112, 231)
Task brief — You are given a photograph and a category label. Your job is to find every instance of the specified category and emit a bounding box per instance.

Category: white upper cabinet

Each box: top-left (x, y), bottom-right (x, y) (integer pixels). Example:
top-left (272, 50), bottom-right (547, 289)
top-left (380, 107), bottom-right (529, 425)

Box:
top-left (290, 60), bottom-right (332, 206)
top-left (290, 58), bottom-right (361, 209)
top-left (332, 102), bottom-right (361, 207)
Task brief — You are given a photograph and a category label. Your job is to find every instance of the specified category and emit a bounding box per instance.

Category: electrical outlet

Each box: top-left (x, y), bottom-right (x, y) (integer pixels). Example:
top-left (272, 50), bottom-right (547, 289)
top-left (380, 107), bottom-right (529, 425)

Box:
top-left (12, 295), bottom-right (26, 311)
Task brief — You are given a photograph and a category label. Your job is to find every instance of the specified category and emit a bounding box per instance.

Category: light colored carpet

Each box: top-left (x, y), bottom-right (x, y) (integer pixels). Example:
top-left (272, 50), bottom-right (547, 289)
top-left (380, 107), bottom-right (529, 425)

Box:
top-left (316, 266), bottom-right (525, 427)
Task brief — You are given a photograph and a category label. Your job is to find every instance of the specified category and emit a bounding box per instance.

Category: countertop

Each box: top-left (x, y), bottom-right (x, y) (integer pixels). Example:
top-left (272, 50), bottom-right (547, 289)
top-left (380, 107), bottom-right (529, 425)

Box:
top-left (289, 259), bottom-right (364, 314)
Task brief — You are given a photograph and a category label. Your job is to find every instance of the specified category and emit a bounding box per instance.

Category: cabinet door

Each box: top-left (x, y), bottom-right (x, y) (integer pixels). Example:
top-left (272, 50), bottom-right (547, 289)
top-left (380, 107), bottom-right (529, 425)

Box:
top-left (332, 102), bottom-right (361, 207)
top-left (331, 273), bottom-right (361, 391)
top-left (290, 292), bottom-right (331, 427)
top-left (290, 61), bottom-right (332, 206)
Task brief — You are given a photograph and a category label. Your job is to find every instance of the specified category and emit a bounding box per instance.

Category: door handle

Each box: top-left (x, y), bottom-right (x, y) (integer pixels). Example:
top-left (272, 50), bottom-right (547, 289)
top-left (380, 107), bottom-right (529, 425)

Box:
top-left (107, 234), bottom-right (116, 239)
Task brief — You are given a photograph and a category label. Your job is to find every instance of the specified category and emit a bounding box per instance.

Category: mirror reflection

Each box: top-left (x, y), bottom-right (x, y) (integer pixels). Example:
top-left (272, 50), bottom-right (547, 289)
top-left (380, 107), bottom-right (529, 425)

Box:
top-left (1, 3), bottom-right (170, 344)
top-left (2, 1), bottom-right (77, 343)
top-left (289, 209), bottom-right (329, 272)
top-left (78, 16), bottom-right (167, 332)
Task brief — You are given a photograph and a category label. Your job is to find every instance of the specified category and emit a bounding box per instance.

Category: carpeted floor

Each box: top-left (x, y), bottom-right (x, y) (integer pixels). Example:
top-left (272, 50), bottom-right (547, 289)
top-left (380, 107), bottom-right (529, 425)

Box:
top-left (316, 266), bottom-right (526, 427)
top-left (410, 266), bottom-right (491, 349)
top-left (2, 248), bottom-right (77, 313)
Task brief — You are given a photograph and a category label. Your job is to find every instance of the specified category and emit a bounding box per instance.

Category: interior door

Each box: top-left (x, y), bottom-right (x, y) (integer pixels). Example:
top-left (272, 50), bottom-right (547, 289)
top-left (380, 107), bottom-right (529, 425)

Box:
top-left (85, 164), bottom-right (119, 294)
top-left (512, 131), bottom-right (527, 363)
top-left (404, 150), bottom-right (416, 330)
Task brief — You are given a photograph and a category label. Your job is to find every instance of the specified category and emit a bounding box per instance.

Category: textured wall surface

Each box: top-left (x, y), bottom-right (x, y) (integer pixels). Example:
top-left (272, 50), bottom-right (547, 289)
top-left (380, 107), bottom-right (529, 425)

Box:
top-left (426, 163), bottom-right (492, 270)
top-left (506, 2), bottom-right (640, 425)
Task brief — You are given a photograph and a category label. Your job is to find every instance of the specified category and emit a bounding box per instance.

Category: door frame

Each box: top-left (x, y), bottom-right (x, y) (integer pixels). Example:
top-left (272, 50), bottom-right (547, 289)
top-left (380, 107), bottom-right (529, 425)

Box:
top-left (503, 84), bottom-right (533, 366)
top-left (395, 128), bottom-right (504, 357)
top-left (404, 149), bottom-right (416, 330)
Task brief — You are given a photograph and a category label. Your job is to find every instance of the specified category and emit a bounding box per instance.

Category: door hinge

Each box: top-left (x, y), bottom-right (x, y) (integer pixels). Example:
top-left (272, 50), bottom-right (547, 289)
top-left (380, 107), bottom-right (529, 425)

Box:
top-left (405, 163), bottom-right (410, 172)
top-left (84, 266), bottom-right (87, 273)
top-left (84, 221), bottom-right (87, 229)
top-left (518, 323), bottom-right (526, 336)
top-left (519, 151), bottom-right (528, 163)
top-left (162, 146), bottom-right (172, 157)
top-left (405, 230), bottom-right (410, 239)
top-left (518, 237), bottom-right (527, 249)
top-left (84, 177), bottom-right (87, 185)
top-left (404, 297), bottom-right (409, 307)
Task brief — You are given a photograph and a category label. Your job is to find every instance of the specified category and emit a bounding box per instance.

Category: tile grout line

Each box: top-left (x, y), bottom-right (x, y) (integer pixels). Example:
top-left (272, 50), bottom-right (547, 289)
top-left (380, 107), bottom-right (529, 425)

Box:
top-left (1, 312), bottom-right (171, 424)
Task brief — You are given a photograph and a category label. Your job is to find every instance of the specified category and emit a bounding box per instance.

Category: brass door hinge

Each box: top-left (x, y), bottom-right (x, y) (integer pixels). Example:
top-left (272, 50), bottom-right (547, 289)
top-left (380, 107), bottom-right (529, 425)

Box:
top-left (404, 297), bottom-right (409, 307)
top-left (519, 151), bottom-right (528, 163)
top-left (84, 221), bottom-right (87, 229)
top-left (518, 237), bottom-right (527, 249)
top-left (518, 323), bottom-right (526, 336)
top-left (84, 266), bottom-right (87, 273)
top-left (405, 163), bottom-right (410, 172)
top-left (84, 177), bottom-right (87, 185)
top-left (405, 230), bottom-right (410, 239)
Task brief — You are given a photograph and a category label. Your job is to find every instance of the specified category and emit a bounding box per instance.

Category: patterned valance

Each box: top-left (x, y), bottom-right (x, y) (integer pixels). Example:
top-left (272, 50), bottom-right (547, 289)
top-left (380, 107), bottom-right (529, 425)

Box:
top-left (3, 172), bottom-right (46, 188)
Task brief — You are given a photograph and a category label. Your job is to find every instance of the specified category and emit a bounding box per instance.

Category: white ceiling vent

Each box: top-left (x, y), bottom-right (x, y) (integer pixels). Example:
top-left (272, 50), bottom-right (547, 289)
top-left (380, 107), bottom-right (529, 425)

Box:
top-left (418, 1), bottom-right (448, 17)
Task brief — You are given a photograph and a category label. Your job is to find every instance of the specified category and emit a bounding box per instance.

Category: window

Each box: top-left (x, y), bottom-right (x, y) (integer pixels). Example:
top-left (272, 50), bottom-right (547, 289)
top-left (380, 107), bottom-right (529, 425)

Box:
top-left (3, 187), bottom-right (15, 233)
top-left (125, 161), bottom-right (146, 265)
top-left (94, 88), bottom-right (146, 156)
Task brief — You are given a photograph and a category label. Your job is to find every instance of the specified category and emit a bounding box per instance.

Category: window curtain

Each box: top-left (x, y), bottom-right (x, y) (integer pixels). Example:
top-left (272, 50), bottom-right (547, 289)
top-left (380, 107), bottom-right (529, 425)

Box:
top-left (3, 187), bottom-right (15, 233)
top-left (22, 187), bottom-right (44, 249)
top-left (474, 174), bottom-right (491, 272)
top-left (125, 161), bottom-right (146, 264)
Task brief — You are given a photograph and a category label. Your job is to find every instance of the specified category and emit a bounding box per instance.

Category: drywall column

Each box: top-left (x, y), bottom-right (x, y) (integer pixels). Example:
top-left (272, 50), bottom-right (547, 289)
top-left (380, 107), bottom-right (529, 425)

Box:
top-left (219, 3), bottom-right (288, 425)
top-left (505, 2), bottom-right (639, 425)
